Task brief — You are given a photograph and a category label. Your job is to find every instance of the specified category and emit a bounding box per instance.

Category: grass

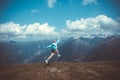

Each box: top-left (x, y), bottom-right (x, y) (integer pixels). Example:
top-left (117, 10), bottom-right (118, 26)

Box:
top-left (0, 61), bottom-right (120, 80)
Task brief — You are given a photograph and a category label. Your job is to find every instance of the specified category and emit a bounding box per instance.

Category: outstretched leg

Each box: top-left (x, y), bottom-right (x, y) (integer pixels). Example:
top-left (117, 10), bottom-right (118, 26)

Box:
top-left (45, 52), bottom-right (55, 64)
top-left (55, 50), bottom-right (61, 57)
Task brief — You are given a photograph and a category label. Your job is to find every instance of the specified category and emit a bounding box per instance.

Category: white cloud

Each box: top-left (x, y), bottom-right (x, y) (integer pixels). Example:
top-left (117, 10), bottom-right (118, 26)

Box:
top-left (83, 0), bottom-right (98, 5)
top-left (0, 22), bottom-right (23, 35)
top-left (47, 0), bottom-right (57, 8)
top-left (31, 9), bottom-right (39, 13)
top-left (0, 22), bottom-right (59, 41)
top-left (0, 15), bottom-right (119, 41)
top-left (61, 15), bottom-right (120, 38)
top-left (25, 23), bottom-right (58, 36)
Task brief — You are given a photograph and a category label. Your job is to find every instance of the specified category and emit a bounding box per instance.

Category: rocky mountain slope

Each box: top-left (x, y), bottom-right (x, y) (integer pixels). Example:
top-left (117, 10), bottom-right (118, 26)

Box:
top-left (0, 36), bottom-right (120, 64)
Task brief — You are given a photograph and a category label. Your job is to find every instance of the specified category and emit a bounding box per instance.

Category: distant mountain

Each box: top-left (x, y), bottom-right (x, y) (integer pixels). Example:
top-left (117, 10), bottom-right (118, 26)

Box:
top-left (0, 40), bottom-right (50, 64)
top-left (31, 36), bottom-right (120, 63)
top-left (58, 37), bottom-right (105, 61)
top-left (83, 36), bottom-right (120, 61)
top-left (0, 36), bottom-right (120, 64)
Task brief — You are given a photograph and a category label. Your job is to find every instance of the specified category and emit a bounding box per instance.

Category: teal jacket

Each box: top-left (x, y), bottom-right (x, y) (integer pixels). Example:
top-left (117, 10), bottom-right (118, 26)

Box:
top-left (47, 39), bottom-right (60, 50)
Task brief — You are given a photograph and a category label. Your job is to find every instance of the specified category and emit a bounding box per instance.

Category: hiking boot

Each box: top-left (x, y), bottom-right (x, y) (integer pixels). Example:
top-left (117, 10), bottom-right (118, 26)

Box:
top-left (45, 60), bottom-right (48, 64)
top-left (57, 54), bottom-right (61, 57)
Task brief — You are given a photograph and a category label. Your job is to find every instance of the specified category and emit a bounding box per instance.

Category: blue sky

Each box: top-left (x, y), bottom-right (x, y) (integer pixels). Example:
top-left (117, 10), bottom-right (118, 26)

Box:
top-left (1, 0), bottom-right (119, 26)
top-left (0, 0), bottom-right (120, 41)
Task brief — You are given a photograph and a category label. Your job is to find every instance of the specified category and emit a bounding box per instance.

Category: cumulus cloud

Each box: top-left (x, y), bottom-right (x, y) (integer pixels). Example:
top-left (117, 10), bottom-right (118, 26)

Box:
top-left (24, 23), bottom-right (58, 37)
top-left (31, 9), bottom-right (39, 13)
top-left (0, 15), bottom-right (119, 41)
top-left (47, 0), bottom-right (57, 8)
top-left (0, 22), bottom-right (59, 41)
top-left (0, 22), bottom-right (23, 35)
top-left (61, 15), bottom-right (120, 38)
top-left (83, 0), bottom-right (98, 5)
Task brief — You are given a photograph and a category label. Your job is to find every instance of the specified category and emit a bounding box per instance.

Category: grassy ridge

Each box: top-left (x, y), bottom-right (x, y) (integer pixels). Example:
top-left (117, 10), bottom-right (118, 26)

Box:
top-left (0, 61), bottom-right (120, 80)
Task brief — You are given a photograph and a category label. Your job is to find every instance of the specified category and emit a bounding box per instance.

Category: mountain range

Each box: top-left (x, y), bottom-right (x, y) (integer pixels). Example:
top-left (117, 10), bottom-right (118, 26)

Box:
top-left (0, 35), bottom-right (120, 64)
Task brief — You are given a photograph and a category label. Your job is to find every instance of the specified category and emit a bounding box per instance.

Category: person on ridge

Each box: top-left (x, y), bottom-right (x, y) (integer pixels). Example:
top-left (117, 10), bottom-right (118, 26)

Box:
top-left (45, 39), bottom-right (61, 64)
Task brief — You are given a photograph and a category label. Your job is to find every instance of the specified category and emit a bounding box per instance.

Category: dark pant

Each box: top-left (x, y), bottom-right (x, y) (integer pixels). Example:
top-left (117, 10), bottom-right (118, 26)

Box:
top-left (51, 49), bottom-right (57, 53)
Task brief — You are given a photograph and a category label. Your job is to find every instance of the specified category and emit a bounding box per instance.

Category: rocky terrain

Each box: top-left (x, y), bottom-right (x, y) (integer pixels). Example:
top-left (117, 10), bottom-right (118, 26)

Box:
top-left (0, 61), bottom-right (120, 80)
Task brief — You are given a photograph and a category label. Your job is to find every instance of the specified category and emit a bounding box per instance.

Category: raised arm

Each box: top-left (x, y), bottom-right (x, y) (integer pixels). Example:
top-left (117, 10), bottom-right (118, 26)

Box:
top-left (56, 39), bottom-right (60, 44)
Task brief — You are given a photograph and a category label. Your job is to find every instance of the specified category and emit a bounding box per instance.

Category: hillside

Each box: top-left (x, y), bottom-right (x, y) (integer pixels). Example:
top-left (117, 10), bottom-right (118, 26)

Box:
top-left (0, 61), bottom-right (120, 80)
top-left (83, 37), bottom-right (120, 61)
top-left (0, 36), bottom-right (120, 64)
top-left (31, 36), bottom-right (120, 63)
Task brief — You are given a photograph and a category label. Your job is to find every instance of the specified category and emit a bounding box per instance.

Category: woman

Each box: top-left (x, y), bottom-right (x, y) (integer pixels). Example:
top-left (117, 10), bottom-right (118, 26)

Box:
top-left (45, 39), bottom-right (61, 64)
